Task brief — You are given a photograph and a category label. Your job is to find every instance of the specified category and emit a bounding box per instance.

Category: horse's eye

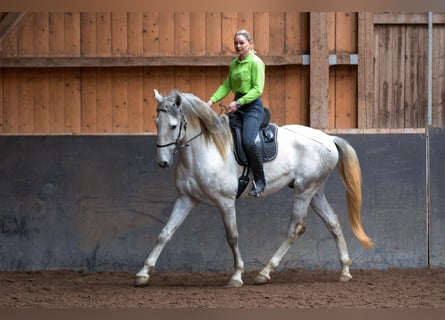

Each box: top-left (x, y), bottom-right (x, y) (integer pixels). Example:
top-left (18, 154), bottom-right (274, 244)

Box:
top-left (171, 125), bottom-right (177, 130)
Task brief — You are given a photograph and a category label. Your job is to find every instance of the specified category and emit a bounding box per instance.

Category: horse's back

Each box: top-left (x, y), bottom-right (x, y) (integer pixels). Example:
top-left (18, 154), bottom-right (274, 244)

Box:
top-left (279, 124), bottom-right (337, 153)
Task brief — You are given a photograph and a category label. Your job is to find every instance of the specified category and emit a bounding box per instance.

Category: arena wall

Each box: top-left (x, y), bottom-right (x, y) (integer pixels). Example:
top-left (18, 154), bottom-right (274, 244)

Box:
top-left (1, 131), bottom-right (442, 273)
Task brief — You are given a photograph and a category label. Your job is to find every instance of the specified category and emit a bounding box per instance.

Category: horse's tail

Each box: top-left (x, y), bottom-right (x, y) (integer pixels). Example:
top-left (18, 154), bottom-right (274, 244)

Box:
top-left (333, 136), bottom-right (374, 249)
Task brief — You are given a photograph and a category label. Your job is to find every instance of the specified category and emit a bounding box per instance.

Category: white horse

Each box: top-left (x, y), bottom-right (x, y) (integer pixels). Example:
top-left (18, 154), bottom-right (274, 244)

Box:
top-left (135, 89), bottom-right (373, 288)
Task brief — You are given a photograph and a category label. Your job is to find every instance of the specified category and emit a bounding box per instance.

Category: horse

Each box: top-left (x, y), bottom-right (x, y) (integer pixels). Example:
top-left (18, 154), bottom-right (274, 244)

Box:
top-left (134, 89), bottom-right (373, 288)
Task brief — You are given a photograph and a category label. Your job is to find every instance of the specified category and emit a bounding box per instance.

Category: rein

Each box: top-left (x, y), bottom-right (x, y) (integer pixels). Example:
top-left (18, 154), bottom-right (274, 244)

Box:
top-left (156, 108), bottom-right (205, 153)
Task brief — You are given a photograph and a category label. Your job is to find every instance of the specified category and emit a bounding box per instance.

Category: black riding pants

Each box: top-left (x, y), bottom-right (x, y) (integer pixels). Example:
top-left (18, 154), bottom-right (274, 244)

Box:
top-left (235, 98), bottom-right (265, 151)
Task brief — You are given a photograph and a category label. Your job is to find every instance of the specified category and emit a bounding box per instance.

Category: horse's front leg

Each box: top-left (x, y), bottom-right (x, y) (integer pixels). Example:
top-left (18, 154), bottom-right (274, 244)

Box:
top-left (218, 203), bottom-right (245, 288)
top-left (134, 196), bottom-right (196, 287)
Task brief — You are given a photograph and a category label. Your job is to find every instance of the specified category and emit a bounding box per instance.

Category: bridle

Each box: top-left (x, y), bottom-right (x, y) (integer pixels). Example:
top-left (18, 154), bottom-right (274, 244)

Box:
top-left (155, 107), bottom-right (205, 153)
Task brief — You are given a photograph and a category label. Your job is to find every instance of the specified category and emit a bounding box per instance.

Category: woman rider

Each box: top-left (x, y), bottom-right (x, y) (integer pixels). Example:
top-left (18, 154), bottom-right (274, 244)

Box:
top-left (207, 29), bottom-right (266, 197)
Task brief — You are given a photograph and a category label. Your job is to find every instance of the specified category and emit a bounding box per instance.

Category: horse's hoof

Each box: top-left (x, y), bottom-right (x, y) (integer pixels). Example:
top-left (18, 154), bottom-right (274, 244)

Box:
top-left (339, 273), bottom-right (352, 282)
top-left (134, 276), bottom-right (149, 287)
top-left (254, 273), bottom-right (270, 285)
top-left (226, 279), bottom-right (243, 288)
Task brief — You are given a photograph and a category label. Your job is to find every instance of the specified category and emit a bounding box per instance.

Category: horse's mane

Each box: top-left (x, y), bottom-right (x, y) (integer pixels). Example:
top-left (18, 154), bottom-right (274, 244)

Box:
top-left (163, 90), bottom-right (232, 159)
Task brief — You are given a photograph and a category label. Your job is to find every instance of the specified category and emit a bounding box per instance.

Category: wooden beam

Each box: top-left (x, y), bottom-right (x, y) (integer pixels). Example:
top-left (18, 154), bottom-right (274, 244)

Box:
top-left (0, 54), bottom-right (307, 67)
top-left (358, 12), bottom-right (374, 129)
top-left (0, 12), bottom-right (26, 44)
top-left (374, 13), bottom-right (445, 25)
top-left (309, 12), bottom-right (329, 128)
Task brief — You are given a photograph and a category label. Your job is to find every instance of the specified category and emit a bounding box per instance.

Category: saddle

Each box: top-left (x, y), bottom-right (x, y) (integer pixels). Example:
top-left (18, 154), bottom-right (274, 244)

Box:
top-left (228, 108), bottom-right (278, 198)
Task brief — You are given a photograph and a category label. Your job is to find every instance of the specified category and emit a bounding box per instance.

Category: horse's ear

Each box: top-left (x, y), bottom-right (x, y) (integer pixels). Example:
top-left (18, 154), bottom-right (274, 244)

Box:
top-left (153, 89), bottom-right (163, 103)
top-left (174, 93), bottom-right (182, 109)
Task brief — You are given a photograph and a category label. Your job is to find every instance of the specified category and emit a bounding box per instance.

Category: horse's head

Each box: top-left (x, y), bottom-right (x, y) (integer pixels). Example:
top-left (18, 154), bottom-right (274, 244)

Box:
top-left (153, 89), bottom-right (187, 168)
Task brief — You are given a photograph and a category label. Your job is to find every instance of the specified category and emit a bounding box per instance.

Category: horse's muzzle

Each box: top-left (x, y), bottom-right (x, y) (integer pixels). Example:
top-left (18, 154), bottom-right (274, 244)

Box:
top-left (158, 161), bottom-right (169, 168)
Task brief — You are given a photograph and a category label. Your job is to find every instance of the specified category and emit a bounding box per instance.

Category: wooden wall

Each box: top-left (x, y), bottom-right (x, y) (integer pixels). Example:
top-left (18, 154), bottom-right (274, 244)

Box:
top-left (0, 12), bottom-right (444, 134)
top-left (0, 12), bottom-right (312, 134)
top-left (359, 12), bottom-right (445, 129)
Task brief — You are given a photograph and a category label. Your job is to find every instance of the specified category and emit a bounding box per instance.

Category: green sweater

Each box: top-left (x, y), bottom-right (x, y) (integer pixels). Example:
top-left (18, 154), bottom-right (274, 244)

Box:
top-left (210, 52), bottom-right (265, 106)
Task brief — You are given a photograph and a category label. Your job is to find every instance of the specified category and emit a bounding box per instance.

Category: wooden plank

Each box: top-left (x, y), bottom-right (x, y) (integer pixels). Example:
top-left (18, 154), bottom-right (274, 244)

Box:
top-left (112, 67), bottom-right (128, 132)
top-left (18, 69), bottom-right (34, 133)
top-left (309, 12), bottom-right (329, 128)
top-left (300, 66), bottom-right (310, 125)
top-left (81, 13), bottom-right (96, 57)
top-left (174, 12), bottom-right (190, 56)
top-left (253, 12), bottom-right (269, 55)
top-left (416, 25), bottom-right (428, 127)
top-left (189, 67), bottom-right (207, 101)
top-left (96, 13), bottom-right (111, 56)
top-left (270, 12), bottom-right (288, 54)
top-left (335, 12), bottom-right (357, 53)
top-left (81, 68), bottom-right (97, 133)
top-left (49, 68), bottom-right (66, 133)
top-left (33, 69), bottom-right (50, 133)
top-left (373, 13), bottom-right (445, 25)
top-left (285, 12), bottom-right (301, 54)
top-left (300, 13), bottom-right (310, 53)
top-left (432, 25), bottom-right (445, 127)
top-left (238, 12), bottom-right (253, 35)
top-left (190, 12), bottom-right (206, 56)
top-left (49, 13), bottom-right (65, 56)
top-left (64, 12), bottom-right (81, 56)
top-left (18, 13), bottom-right (34, 56)
top-left (206, 12), bottom-right (222, 55)
top-left (128, 67), bottom-right (144, 132)
top-left (142, 12), bottom-right (159, 56)
top-left (2, 70), bottom-right (19, 132)
top-left (222, 12), bottom-right (238, 55)
top-left (159, 12), bottom-right (174, 56)
top-left (378, 26), bottom-right (393, 128)
top-left (33, 12), bottom-right (49, 56)
top-left (334, 66), bottom-right (357, 128)
top-left (64, 68), bottom-right (81, 133)
top-left (284, 64), bottom-right (300, 124)
top-left (206, 66), bottom-right (226, 113)
top-left (328, 66), bottom-right (336, 128)
top-left (174, 66), bottom-right (191, 93)
top-left (128, 12), bottom-right (144, 56)
top-left (96, 68), bottom-right (113, 133)
top-left (268, 66), bottom-right (285, 125)
top-left (158, 66), bottom-right (174, 94)
top-left (111, 13), bottom-right (127, 56)
top-left (391, 25), bottom-right (405, 128)
top-left (143, 66), bottom-right (160, 133)
top-left (0, 12), bottom-right (26, 45)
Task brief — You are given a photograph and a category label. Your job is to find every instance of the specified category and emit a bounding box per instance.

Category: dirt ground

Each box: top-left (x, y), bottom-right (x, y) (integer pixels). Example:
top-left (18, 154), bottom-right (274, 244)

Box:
top-left (1, 268), bottom-right (445, 308)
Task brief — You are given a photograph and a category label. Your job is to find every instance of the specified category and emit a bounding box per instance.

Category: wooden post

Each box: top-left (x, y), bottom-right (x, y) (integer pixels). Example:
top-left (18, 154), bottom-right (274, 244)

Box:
top-left (310, 12), bottom-right (329, 128)
top-left (358, 12), bottom-right (374, 129)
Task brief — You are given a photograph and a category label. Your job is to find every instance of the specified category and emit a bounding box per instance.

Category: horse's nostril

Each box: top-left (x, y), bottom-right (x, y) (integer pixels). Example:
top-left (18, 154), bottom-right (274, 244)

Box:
top-left (158, 161), bottom-right (168, 168)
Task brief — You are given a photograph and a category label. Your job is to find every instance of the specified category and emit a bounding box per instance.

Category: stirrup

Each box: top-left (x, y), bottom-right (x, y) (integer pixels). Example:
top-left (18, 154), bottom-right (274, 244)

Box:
top-left (248, 180), bottom-right (265, 197)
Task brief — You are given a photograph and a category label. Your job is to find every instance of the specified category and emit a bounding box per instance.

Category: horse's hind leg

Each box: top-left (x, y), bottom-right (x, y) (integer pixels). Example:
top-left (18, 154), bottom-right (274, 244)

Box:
top-left (310, 188), bottom-right (352, 282)
top-left (254, 196), bottom-right (310, 285)
top-left (134, 196), bottom-right (196, 287)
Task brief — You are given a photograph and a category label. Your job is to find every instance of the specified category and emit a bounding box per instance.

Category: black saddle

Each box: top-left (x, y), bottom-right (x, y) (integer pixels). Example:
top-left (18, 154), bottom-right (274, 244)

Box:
top-left (228, 108), bottom-right (278, 198)
top-left (229, 108), bottom-right (278, 167)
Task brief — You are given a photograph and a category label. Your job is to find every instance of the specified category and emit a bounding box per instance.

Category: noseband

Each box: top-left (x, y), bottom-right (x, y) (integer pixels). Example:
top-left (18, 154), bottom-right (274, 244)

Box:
top-left (156, 108), bottom-right (204, 153)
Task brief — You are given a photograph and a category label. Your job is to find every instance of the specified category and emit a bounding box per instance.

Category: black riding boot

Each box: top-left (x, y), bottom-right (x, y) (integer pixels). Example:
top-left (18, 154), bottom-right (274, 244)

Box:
top-left (246, 145), bottom-right (266, 197)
